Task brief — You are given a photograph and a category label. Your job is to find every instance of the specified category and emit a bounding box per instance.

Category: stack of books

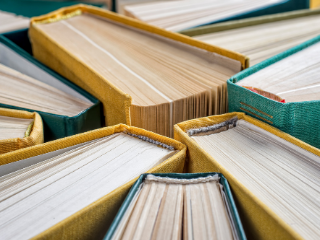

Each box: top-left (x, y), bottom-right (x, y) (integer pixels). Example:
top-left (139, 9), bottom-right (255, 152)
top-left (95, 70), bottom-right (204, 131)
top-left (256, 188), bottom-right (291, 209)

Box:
top-left (2, 2), bottom-right (320, 240)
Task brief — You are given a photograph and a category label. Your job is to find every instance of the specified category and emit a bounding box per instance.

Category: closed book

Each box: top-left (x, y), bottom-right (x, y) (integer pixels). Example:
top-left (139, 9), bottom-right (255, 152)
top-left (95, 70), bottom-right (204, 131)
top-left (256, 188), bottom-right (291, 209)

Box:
top-left (0, 107), bottom-right (43, 154)
top-left (181, 8), bottom-right (320, 66)
top-left (114, 0), bottom-right (309, 32)
top-left (174, 112), bottom-right (320, 240)
top-left (104, 172), bottom-right (246, 240)
top-left (310, 0), bottom-right (320, 8)
top-left (0, 124), bottom-right (186, 240)
top-left (29, 4), bottom-right (248, 138)
top-left (227, 34), bottom-right (320, 148)
top-left (0, 29), bottom-right (103, 142)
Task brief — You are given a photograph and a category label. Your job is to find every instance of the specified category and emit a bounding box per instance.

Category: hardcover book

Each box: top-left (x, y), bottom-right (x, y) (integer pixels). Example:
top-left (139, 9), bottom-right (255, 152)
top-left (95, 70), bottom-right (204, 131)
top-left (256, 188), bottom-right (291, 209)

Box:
top-left (0, 124), bottom-right (186, 240)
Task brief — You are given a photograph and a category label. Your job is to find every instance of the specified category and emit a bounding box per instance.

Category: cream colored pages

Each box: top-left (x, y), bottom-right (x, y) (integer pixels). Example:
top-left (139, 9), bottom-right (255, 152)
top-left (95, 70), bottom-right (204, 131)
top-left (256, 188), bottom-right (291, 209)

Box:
top-left (236, 41), bottom-right (320, 102)
top-left (0, 133), bottom-right (175, 240)
top-left (111, 174), bottom-right (236, 240)
top-left (34, 13), bottom-right (240, 137)
top-left (0, 11), bottom-right (29, 34)
top-left (195, 14), bottom-right (320, 66)
top-left (0, 115), bottom-right (33, 140)
top-left (191, 119), bottom-right (320, 240)
top-left (0, 63), bottom-right (92, 116)
top-left (124, 0), bottom-right (283, 32)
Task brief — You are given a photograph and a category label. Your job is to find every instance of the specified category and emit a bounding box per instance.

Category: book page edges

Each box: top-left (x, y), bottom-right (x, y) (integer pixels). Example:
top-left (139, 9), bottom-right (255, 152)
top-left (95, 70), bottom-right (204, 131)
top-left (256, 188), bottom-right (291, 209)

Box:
top-left (30, 4), bottom-right (247, 69)
top-left (173, 112), bottom-right (318, 240)
top-left (0, 107), bottom-right (43, 154)
top-left (180, 8), bottom-right (320, 37)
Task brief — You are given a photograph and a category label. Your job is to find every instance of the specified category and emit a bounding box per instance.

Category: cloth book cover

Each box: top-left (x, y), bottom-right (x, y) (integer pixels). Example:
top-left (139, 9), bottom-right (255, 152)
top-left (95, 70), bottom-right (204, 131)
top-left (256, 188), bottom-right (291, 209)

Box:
top-left (180, 8), bottom-right (320, 37)
top-left (0, 0), bottom-right (103, 18)
top-left (104, 172), bottom-right (246, 240)
top-left (180, 8), bottom-right (320, 66)
top-left (174, 112), bottom-right (320, 240)
top-left (0, 107), bottom-right (43, 154)
top-left (0, 29), bottom-right (103, 142)
top-left (227, 34), bottom-right (320, 149)
top-left (111, 0), bottom-right (309, 31)
top-left (0, 124), bottom-right (186, 240)
top-left (28, 4), bottom-right (248, 138)
top-left (310, 0), bottom-right (320, 8)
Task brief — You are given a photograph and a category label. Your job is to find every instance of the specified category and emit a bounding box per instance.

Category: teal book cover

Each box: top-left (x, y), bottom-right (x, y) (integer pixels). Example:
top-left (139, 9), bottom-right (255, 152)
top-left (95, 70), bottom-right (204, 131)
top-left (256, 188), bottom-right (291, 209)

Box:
top-left (104, 172), bottom-right (246, 240)
top-left (228, 35), bottom-right (320, 149)
top-left (0, 29), bottom-right (103, 142)
top-left (0, 0), bottom-right (104, 18)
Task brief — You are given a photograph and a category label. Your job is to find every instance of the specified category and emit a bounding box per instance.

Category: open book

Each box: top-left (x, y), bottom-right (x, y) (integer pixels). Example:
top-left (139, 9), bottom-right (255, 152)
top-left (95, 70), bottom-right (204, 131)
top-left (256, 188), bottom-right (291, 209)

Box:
top-left (0, 10), bottom-right (29, 34)
top-left (108, 174), bottom-right (242, 240)
top-left (236, 41), bottom-right (320, 102)
top-left (187, 117), bottom-right (320, 240)
top-left (122, 0), bottom-right (284, 31)
top-left (194, 14), bottom-right (320, 66)
top-left (0, 115), bottom-right (33, 140)
top-left (0, 132), bottom-right (178, 239)
top-left (0, 63), bottom-right (92, 117)
top-left (30, 7), bottom-right (242, 137)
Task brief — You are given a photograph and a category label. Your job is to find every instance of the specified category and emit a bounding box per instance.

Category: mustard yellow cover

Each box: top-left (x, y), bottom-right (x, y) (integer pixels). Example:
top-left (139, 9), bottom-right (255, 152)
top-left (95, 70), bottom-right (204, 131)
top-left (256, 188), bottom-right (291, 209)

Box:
top-left (0, 107), bottom-right (43, 154)
top-left (29, 4), bottom-right (248, 128)
top-left (310, 0), bottom-right (320, 8)
top-left (174, 112), bottom-right (320, 240)
top-left (0, 124), bottom-right (186, 240)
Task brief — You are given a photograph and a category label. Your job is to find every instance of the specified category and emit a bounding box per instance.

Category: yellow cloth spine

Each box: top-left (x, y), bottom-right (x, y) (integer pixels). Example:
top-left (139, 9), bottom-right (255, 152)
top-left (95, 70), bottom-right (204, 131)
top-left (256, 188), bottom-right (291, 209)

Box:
top-left (310, 0), bottom-right (320, 9)
top-left (29, 4), bottom-right (248, 128)
top-left (0, 107), bottom-right (43, 154)
top-left (173, 112), bottom-right (318, 240)
top-left (0, 124), bottom-right (186, 240)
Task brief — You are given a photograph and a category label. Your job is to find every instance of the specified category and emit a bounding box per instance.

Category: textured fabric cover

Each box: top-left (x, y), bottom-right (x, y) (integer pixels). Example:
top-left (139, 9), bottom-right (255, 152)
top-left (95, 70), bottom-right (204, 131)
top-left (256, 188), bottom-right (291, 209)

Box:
top-left (0, 0), bottom-right (103, 18)
top-left (104, 172), bottom-right (247, 240)
top-left (310, 0), bottom-right (320, 8)
top-left (29, 4), bottom-right (248, 128)
top-left (112, 0), bottom-right (309, 28)
top-left (0, 107), bottom-right (43, 154)
top-left (0, 30), bottom-right (103, 142)
top-left (228, 35), bottom-right (320, 149)
top-left (0, 124), bottom-right (186, 240)
top-left (180, 8), bottom-right (320, 37)
top-left (174, 112), bottom-right (320, 240)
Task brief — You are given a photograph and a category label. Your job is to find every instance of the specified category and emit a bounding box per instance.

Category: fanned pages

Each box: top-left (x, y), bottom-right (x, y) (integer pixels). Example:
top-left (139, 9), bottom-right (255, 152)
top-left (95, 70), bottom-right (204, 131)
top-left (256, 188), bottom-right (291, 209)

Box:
top-left (0, 115), bottom-right (33, 140)
top-left (0, 63), bottom-right (92, 117)
top-left (236, 41), bottom-right (320, 102)
top-left (111, 174), bottom-right (238, 240)
top-left (32, 12), bottom-right (241, 137)
top-left (190, 118), bottom-right (320, 240)
top-left (0, 11), bottom-right (29, 34)
top-left (123, 0), bottom-right (284, 32)
top-left (195, 14), bottom-right (320, 66)
top-left (0, 132), bottom-right (177, 240)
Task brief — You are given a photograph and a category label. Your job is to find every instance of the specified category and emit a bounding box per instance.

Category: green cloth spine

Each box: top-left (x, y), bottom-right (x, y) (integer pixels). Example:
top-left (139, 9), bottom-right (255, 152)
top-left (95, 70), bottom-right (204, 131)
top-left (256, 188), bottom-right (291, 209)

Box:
top-left (0, 29), bottom-right (103, 142)
top-left (228, 35), bottom-right (320, 149)
top-left (103, 172), bottom-right (246, 240)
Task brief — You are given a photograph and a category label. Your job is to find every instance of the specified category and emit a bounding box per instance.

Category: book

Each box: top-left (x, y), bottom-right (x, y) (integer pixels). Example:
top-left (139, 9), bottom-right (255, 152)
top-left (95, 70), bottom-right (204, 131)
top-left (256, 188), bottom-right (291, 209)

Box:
top-left (174, 112), bottom-right (320, 240)
top-left (104, 173), bottom-right (246, 240)
top-left (0, 124), bottom-right (186, 240)
top-left (0, 107), bottom-right (43, 154)
top-left (0, 10), bottom-right (29, 34)
top-left (0, 63), bottom-right (93, 117)
top-left (0, 29), bottom-right (103, 142)
top-left (29, 4), bottom-right (247, 138)
top-left (189, 10), bottom-right (320, 66)
top-left (228, 34), bottom-right (320, 148)
top-left (119, 0), bottom-right (309, 32)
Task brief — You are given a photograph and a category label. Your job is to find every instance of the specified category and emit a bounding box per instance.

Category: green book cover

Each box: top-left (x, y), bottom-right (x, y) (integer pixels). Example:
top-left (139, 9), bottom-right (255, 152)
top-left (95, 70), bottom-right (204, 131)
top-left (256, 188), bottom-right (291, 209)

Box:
top-left (0, 29), bottom-right (103, 142)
